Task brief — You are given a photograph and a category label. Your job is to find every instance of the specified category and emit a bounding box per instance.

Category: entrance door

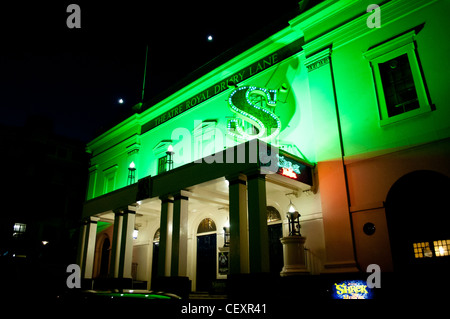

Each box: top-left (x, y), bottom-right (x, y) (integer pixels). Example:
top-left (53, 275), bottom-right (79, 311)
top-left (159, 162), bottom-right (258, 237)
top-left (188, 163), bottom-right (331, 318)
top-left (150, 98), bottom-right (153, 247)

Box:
top-left (151, 229), bottom-right (160, 289)
top-left (386, 170), bottom-right (450, 273)
top-left (196, 234), bottom-right (217, 292)
top-left (268, 224), bottom-right (283, 274)
top-left (99, 237), bottom-right (110, 278)
top-left (151, 242), bottom-right (159, 285)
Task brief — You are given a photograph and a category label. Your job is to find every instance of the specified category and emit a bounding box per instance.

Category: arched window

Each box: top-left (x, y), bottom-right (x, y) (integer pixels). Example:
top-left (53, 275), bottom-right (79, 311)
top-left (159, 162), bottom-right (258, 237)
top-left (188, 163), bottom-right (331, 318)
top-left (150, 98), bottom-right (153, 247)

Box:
top-left (267, 206), bottom-right (282, 223)
top-left (197, 218), bottom-right (217, 234)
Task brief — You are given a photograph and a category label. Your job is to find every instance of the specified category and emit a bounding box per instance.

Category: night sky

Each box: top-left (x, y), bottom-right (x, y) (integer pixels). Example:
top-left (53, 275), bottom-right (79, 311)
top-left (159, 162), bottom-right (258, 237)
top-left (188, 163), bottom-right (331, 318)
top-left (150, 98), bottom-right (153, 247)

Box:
top-left (0, 1), bottom-right (301, 142)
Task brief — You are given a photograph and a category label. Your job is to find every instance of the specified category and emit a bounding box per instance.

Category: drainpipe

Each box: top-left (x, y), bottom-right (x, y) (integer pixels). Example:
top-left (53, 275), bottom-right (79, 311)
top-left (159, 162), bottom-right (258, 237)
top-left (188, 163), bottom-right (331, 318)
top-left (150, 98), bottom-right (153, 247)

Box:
top-left (328, 49), bottom-right (361, 271)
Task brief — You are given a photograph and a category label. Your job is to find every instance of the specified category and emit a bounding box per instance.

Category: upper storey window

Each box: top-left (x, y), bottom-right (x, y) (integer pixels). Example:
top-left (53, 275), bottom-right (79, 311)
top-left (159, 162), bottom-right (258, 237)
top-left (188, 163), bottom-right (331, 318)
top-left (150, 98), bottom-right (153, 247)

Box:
top-left (378, 53), bottom-right (419, 117)
top-left (364, 30), bottom-right (432, 125)
top-left (103, 165), bottom-right (118, 194)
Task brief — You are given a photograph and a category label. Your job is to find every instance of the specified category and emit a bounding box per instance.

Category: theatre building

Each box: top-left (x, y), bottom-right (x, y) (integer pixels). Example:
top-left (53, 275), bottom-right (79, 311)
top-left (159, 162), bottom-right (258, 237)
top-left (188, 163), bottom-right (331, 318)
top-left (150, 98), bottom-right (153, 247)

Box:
top-left (77, 0), bottom-right (450, 297)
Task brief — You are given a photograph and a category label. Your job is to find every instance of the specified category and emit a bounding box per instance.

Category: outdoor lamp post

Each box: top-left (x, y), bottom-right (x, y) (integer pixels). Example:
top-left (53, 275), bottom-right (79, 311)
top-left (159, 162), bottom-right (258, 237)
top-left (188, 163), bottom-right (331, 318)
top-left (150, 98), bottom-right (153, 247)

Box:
top-left (166, 145), bottom-right (174, 171)
top-left (286, 200), bottom-right (301, 236)
top-left (280, 198), bottom-right (308, 276)
top-left (128, 161), bottom-right (136, 185)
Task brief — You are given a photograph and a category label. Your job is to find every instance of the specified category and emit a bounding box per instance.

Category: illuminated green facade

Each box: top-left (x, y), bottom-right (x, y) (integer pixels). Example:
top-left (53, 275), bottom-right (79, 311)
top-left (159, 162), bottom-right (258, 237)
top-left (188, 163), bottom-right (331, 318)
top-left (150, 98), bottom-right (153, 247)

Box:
top-left (79, 0), bottom-right (450, 293)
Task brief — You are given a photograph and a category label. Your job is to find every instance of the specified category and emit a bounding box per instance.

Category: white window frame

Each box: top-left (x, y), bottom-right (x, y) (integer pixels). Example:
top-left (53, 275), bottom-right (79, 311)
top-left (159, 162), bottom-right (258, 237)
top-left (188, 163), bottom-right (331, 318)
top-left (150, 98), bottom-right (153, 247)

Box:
top-left (364, 30), bottom-right (431, 126)
top-left (152, 140), bottom-right (172, 175)
top-left (87, 165), bottom-right (98, 200)
top-left (103, 164), bottom-right (118, 194)
top-left (194, 120), bottom-right (218, 160)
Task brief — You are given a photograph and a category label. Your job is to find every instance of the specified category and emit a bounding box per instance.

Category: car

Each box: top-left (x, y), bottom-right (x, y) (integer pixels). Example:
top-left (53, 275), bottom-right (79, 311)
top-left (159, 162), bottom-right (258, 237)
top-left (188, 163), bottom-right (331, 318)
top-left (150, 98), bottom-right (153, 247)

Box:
top-left (58, 288), bottom-right (181, 306)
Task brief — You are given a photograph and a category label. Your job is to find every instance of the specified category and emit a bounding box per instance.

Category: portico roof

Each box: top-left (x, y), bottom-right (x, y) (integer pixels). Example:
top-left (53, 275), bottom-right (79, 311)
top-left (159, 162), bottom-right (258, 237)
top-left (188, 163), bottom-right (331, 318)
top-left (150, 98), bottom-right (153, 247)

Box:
top-left (83, 140), bottom-right (314, 218)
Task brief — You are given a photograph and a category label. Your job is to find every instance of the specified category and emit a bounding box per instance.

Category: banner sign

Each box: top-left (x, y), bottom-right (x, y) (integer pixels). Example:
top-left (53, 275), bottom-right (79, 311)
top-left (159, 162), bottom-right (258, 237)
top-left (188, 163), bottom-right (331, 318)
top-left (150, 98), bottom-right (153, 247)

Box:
top-left (275, 153), bottom-right (313, 185)
top-left (141, 39), bottom-right (304, 134)
top-left (218, 252), bottom-right (229, 275)
top-left (332, 280), bottom-right (374, 300)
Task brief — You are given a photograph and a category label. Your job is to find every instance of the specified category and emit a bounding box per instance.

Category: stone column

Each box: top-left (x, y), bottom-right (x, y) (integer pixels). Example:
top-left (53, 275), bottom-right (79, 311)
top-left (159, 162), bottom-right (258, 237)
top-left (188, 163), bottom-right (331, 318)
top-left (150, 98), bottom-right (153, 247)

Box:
top-left (79, 216), bottom-right (99, 279)
top-left (226, 174), bottom-right (249, 274)
top-left (110, 211), bottom-right (122, 278)
top-left (119, 210), bottom-right (136, 279)
top-left (171, 191), bottom-right (189, 277)
top-left (110, 210), bottom-right (136, 279)
top-left (246, 171), bottom-right (270, 273)
top-left (158, 196), bottom-right (173, 277)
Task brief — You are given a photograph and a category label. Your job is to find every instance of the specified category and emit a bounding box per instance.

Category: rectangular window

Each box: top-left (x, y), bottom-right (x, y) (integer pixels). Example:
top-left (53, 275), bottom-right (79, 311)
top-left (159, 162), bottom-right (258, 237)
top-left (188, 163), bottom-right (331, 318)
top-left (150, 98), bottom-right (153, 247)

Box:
top-left (413, 239), bottom-right (450, 258)
top-left (433, 240), bottom-right (450, 257)
top-left (194, 120), bottom-right (218, 160)
top-left (13, 223), bottom-right (27, 238)
top-left (379, 54), bottom-right (419, 117)
top-left (413, 241), bottom-right (432, 258)
top-left (87, 166), bottom-right (98, 200)
top-left (364, 30), bottom-right (431, 125)
top-left (102, 164), bottom-right (118, 195)
top-left (158, 156), bottom-right (167, 174)
top-left (105, 175), bottom-right (115, 193)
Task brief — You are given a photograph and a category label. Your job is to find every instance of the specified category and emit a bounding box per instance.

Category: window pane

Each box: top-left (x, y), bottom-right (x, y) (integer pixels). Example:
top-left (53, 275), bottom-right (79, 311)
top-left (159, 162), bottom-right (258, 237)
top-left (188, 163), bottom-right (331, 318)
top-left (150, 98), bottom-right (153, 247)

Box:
top-left (434, 240), bottom-right (450, 257)
top-left (13, 223), bottom-right (27, 238)
top-left (197, 218), bottom-right (217, 234)
top-left (158, 156), bottom-right (167, 174)
top-left (412, 241), bottom-right (432, 258)
top-left (379, 54), bottom-right (419, 117)
top-left (105, 176), bottom-right (115, 193)
top-left (267, 206), bottom-right (281, 223)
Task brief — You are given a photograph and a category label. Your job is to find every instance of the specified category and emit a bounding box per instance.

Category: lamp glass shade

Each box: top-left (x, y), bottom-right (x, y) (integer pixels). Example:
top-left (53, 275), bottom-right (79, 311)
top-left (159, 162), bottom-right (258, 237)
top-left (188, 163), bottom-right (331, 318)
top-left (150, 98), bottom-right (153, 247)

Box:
top-left (287, 200), bottom-right (297, 213)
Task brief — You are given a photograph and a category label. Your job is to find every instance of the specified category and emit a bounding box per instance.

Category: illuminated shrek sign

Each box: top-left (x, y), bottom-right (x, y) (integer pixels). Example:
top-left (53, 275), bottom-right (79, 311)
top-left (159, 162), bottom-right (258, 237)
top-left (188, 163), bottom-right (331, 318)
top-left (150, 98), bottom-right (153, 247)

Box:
top-left (227, 86), bottom-right (281, 141)
top-left (140, 39), bottom-right (303, 134)
top-left (277, 154), bottom-right (301, 178)
top-left (332, 280), bottom-right (374, 300)
top-left (272, 153), bottom-right (313, 185)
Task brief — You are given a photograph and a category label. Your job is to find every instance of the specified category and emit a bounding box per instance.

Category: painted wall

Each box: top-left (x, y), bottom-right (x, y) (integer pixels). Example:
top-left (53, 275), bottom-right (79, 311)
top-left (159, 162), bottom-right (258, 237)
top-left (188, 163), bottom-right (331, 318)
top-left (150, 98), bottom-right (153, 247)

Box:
top-left (332, 0), bottom-right (449, 271)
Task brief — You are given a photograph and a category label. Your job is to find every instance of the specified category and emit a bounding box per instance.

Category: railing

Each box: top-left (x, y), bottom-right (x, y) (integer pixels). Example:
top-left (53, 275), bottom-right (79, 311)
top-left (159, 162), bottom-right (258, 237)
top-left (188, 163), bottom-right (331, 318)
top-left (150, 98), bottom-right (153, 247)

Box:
top-left (304, 247), bottom-right (322, 274)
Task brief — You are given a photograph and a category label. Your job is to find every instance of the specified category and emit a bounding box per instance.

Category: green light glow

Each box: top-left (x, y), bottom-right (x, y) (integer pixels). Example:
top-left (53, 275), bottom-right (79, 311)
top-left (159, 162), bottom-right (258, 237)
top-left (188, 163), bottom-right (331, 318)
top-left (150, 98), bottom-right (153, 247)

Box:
top-left (97, 292), bottom-right (171, 300)
top-left (277, 154), bottom-right (301, 174)
top-left (96, 221), bottom-right (112, 233)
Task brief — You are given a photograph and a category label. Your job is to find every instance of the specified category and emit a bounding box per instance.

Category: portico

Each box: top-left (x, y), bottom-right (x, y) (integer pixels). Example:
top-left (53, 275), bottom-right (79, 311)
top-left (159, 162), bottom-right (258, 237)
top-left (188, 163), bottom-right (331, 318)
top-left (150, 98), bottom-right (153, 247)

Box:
top-left (78, 140), bottom-right (320, 292)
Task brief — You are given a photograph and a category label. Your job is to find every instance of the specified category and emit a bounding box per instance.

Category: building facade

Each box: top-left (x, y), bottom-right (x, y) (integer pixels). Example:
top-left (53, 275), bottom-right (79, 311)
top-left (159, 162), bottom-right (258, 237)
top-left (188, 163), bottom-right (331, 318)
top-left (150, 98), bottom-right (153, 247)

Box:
top-left (0, 116), bottom-right (89, 294)
top-left (78, 0), bottom-right (450, 295)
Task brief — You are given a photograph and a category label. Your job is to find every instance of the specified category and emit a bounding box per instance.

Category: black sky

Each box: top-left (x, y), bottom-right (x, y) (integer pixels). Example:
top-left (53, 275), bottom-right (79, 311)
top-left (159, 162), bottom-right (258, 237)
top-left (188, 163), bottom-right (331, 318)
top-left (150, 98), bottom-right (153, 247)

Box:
top-left (0, 1), bottom-right (300, 142)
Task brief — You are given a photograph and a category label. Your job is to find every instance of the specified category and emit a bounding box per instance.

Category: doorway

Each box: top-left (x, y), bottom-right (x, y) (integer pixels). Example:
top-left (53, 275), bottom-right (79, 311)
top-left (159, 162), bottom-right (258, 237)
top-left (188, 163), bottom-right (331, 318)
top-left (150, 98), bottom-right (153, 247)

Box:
top-left (99, 237), bottom-right (110, 278)
top-left (151, 229), bottom-right (160, 288)
top-left (267, 206), bottom-right (283, 274)
top-left (196, 218), bottom-right (217, 292)
top-left (196, 234), bottom-right (217, 291)
top-left (385, 170), bottom-right (450, 273)
top-left (268, 224), bottom-right (283, 274)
